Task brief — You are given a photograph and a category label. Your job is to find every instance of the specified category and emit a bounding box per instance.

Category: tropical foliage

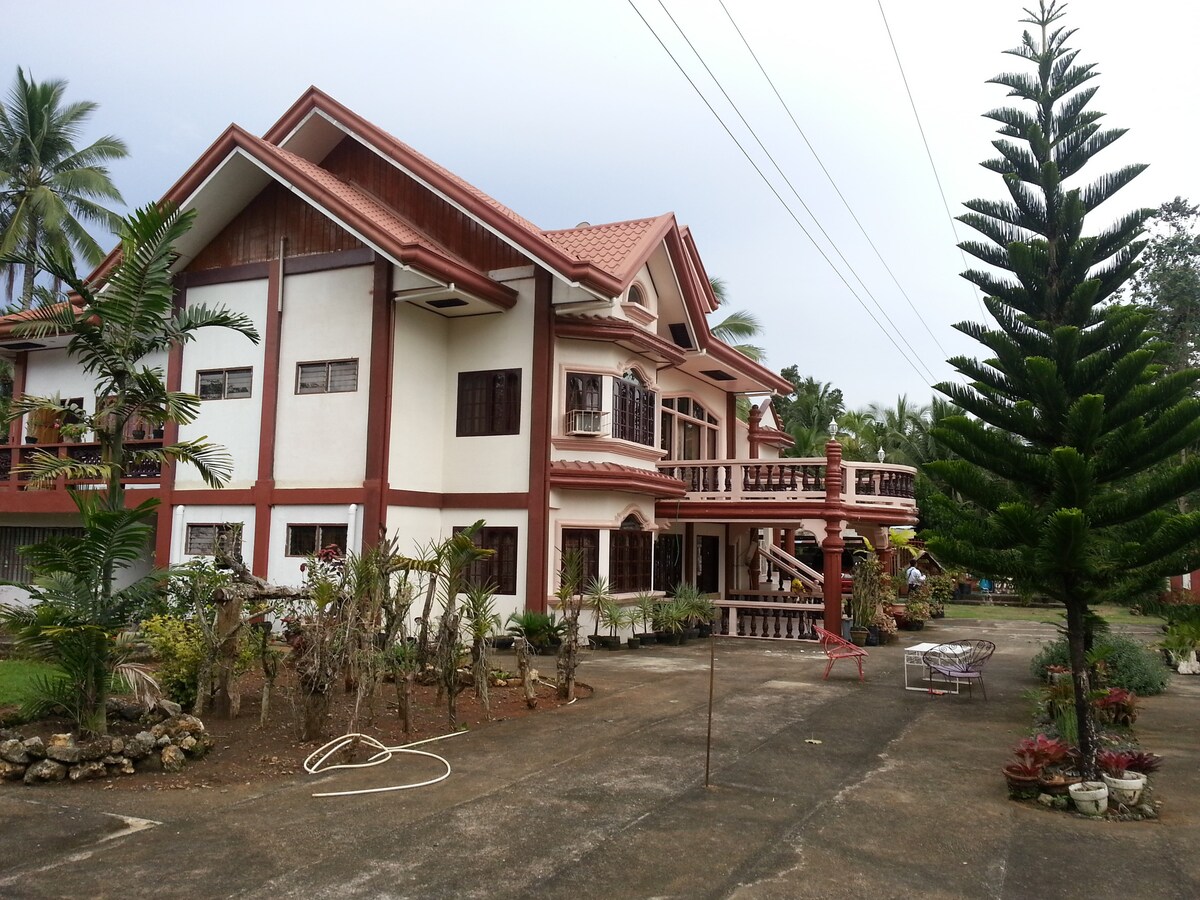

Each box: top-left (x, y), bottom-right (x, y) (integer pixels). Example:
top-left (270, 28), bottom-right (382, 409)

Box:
top-left (923, 1), bottom-right (1200, 776)
top-left (0, 68), bottom-right (127, 308)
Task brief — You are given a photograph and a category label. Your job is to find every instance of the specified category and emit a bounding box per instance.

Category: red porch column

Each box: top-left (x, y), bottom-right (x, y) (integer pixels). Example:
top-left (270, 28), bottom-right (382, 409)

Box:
top-left (821, 437), bottom-right (845, 633)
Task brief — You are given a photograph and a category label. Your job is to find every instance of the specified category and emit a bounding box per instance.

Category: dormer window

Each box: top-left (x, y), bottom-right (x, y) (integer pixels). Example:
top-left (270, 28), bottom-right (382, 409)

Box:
top-left (627, 284), bottom-right (645, 306)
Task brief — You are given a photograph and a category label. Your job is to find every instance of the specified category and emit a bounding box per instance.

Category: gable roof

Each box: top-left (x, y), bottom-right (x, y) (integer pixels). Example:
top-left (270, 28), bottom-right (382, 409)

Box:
top-left (22, 87), bottom-right (790, 392)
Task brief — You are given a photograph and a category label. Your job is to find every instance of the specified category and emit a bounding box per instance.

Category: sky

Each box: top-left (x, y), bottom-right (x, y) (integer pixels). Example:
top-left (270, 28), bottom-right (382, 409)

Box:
top-left (8, 0), bottom-right (1200, 410)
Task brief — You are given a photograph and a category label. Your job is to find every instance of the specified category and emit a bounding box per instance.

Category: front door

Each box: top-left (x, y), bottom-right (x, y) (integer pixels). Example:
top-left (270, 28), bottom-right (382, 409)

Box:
top-left (697, 535), bottom-right (720, 593)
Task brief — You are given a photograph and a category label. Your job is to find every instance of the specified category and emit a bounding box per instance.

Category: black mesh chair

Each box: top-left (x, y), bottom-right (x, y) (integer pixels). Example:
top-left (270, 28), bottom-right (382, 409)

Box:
top-left (922, 640), bottom-right (996, 699)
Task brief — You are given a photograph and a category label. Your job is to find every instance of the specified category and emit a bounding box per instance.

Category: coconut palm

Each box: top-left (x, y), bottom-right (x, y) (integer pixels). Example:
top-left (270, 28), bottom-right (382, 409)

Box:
top-left (708, 276), bottom-right (766, 362)
top-left (0, 69), bottom-right (128, 308)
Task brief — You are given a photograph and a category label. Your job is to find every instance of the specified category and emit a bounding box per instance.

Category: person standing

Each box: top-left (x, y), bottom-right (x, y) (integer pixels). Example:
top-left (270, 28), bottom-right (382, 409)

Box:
top-left (905, 560), bottom-right (926, 597)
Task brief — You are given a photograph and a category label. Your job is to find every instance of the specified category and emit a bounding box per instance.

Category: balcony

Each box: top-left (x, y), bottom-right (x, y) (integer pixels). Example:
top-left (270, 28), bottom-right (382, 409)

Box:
top-left (655, 458), bottom-right (916, 519)
top-left (0, 439), bottom-right (164, 490)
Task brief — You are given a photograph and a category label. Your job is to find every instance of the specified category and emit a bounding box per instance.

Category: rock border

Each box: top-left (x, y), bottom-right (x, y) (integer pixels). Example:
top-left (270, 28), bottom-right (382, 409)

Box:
top-left (0, 713), bottom-right (213, 785)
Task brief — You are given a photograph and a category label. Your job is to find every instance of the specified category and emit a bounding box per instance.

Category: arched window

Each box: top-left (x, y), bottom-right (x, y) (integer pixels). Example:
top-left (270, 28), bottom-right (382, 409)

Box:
top-left (610, 515), bottom-right (652, 592)
top-left (612, 369), bottom-right (655, 446)
top-left (627, 283), bottom-right (646, 306)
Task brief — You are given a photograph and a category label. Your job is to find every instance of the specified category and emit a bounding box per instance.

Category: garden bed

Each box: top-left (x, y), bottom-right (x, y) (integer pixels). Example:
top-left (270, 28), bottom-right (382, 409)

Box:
top-left (0, 658), bottom-right (575, 791)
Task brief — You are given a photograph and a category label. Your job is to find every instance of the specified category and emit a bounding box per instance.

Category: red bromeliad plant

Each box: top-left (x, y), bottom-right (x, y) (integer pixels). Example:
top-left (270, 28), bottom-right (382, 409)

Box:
top-left (1097, 750), bottom-right (1133, 778)
top-left (1015, 734), bottom-right (1069, 769)
top-left (1123, 751), bottom-right (1164, 775)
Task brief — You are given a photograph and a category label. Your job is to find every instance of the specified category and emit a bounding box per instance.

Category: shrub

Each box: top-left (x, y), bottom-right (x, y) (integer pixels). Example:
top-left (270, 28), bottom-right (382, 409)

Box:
top-left (1030, 633), bottom-right (1170, 695)
top-left (140, 615), bottom-right (205, 709)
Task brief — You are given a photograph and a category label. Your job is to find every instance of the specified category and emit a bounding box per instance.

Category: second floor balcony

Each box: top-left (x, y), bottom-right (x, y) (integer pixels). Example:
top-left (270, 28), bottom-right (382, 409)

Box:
top-left (0, 439), bottom-right (165, 490)
top-left (656, 458), bottom-right (916, 515)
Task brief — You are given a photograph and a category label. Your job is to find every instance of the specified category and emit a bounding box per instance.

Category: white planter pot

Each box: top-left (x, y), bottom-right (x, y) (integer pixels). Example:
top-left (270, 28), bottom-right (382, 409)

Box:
top-left (1069, 780), bottom-right (1108, 816)
top-left (1102, 772), bottom-right (1146, 805)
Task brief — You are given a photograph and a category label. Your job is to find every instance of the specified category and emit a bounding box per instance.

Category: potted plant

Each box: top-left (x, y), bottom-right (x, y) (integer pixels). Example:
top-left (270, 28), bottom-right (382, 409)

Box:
top-left (1068, 780), bottom-right (1108, 816)
top-left (848, 553), bottom-right (885, 646)
top-left (654, 598), bottom-right (685, 645)
top-left (633, 592), bottom-right (658, 646)
top-left (870, 602), bottom-right (898, 645)
top-left (598, 598), bottom-right (627, 650)
top-left (927, 574), bottom-right (953, 618)
top-left (902, 590), bottom-right (931, 631)
top-left (1002, 755), bottom-right (1044, 800)
top-left (1097, 750), bottom-right (1147, 805)
top-left (585, 577), bottom-right (613, 649)
top-left (671, 583), bottom-right (705, 640)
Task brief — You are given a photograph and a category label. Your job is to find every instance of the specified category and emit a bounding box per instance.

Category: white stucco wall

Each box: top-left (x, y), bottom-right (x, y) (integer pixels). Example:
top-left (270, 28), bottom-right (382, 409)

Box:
top-left (266, 503), bottom-right (364, 587)
top-left (440, 277), bottom-right (534, 494)
top-left (177, 279), bottom-right (269, 489)
top-left (172, 504), bottom-right (256, 566)
top-left (390, 303), bottom-right (448, 493)
top-left (274, 266), bottom-right (374, 487)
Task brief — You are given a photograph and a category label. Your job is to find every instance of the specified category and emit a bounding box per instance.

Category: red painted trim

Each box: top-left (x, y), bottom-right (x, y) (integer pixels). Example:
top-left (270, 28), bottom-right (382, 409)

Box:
top-left (550, 464), bottom-right (688, 499)
top-left (284, 247), bottom-right (374, 275)
top-left (385, 489), bottom-right (531, 509)
top-left (8, 352), bottom-right (26, 445)
top-left (251, 255), bottom-right (283, 576)
top-left (182, 260), bottom-right (271, 287)
top-left (171, 487), bottom-right (366, 506)
top-left (554, 317), bottom-right (686, 366)
top-left (361, 255), bottom-right (392, 548)
top-left (525, 268), bottom-right (553, 613)
top-left (154, 282), bottom-right (187, 567)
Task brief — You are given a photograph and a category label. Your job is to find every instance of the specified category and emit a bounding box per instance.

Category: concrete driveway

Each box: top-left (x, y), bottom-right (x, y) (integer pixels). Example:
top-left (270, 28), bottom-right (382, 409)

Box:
top-left (1, 619), bottom-right (1196, 899)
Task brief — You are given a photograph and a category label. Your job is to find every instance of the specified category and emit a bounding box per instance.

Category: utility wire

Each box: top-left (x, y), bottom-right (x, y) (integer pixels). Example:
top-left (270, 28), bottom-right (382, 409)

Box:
top-left (717, 0), bottom-right (949, 359)
top-left (652, 0), bottom-right (938, 384)
top-left (625, 0), bottom-right (935, 386)
top-left (876, 0), bottom-right (990, 320)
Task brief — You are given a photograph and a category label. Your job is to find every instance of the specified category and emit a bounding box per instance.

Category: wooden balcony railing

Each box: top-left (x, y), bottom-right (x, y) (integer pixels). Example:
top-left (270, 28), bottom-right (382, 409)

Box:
top-left (657, 458), bottom-right (916, 507)
top-left (0, 439), bottom-right (164, 490)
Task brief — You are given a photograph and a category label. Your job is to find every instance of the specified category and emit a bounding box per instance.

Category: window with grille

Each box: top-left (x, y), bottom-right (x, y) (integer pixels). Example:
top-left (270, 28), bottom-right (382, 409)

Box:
top-left (561, 528), bottom-right (600, 586)
top-left (457, 369), bottom-right (521, 436)
top-left (197, 368), bottom-right (253, 400)
top-left (0, 526), bottom-right (86, 584)
top-left (609, 516), bottom-right (652, 593)
top-left (286, 523), bottom-right (349, 557)
top-left (296, 359), bottom-right (359, 394)
top-left (566, 373), bottom-right (602, 412)
top-left (612, 370), bottom-right (655, 446)
top-left (185, 523), bottom-right (243, 557)
top-left (454, 526), bottom-right (519, 594)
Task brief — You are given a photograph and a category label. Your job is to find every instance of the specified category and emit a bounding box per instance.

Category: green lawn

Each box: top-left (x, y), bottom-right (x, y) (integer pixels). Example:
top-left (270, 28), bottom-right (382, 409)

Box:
top-left (944, 602), bottom-right (1164, 627)
top-left (0, 659), bottom-right (59, 707)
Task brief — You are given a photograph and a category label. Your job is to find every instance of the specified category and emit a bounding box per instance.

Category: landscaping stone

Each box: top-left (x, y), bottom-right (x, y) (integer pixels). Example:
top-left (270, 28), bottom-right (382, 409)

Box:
top-left (123, 732), bottom-right (155, 760)
top-left (160, 745), bottom-right (186, 773)
top-left (108, 757), bottom-right (135, 776)
top-left (22, 736), bottom-right (45, 759)
top-left (45, 735), bottom-right (82, 765)
top-left (23, 759), bottom-right (67, 784)
top-left (68, 762), bottom-right (107, 782)
top-left (79, 738), bottom-right (109, 762)
top-left (0, 739), bottom-right (30, 765)
top-left (179, 736), bottom-right (198, 754)
top-left (157, 699), bottom-right (183, 717)
top-left (0, 760), bottom-right (26, 781)
top-left (109, 737), bottom-right (124, 755)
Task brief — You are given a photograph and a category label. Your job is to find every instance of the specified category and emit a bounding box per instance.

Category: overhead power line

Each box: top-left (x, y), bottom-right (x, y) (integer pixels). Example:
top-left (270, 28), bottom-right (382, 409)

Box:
top-left (625, 0), bottom-right (937, 387)
top-left (876, 0), bottom-right (989, 321)
top-left (717, 0), bottom-right (949, 359)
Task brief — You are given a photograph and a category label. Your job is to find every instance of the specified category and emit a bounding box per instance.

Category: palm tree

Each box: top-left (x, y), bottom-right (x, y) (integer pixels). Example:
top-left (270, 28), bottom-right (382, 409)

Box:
top-left (0, 68), bottom-right (128, 308)
top-left (867, 395), bottom-right (931, 466)
top-left (708, 276), bottom-right (766, 362)
top-left (9, 204), bottom-right (260, 512)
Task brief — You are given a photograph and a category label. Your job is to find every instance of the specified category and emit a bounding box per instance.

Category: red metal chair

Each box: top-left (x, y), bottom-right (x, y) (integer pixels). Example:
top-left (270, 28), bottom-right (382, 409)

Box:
top-left (813, 625), bottom-right (868, 681)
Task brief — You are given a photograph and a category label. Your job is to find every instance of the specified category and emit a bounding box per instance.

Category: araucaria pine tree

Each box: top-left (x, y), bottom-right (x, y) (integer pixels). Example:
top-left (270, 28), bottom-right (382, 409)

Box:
top-left (925, 2), bottom-right (1200, 777)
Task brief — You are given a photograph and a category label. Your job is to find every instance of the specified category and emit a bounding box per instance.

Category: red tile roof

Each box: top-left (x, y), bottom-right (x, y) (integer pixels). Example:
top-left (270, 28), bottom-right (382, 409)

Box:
top-left (549, 460), bottom-right (688, 499)
top-left (543, 216), bottom-right (674, 281)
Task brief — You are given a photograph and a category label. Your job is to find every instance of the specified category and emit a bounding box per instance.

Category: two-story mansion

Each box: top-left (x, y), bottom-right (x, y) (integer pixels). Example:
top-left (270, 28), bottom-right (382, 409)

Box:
top-left (0, 89), bottom-right (917, 638)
